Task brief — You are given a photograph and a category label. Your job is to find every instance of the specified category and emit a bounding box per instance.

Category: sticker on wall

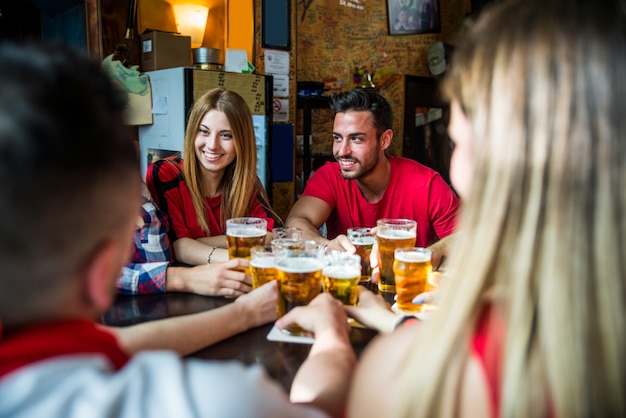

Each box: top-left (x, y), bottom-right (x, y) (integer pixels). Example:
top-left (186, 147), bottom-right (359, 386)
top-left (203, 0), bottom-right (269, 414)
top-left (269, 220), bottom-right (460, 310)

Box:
top-left (273, 74), bottom-right (290, 97)
top-left (272, 98), bottom-right (289, 123)
top-left (264, 50), bottom-right (290, 75)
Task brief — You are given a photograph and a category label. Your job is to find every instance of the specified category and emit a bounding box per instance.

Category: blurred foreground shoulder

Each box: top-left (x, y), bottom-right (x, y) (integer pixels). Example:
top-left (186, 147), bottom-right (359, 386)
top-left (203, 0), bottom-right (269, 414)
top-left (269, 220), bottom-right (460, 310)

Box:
top-left (347, 322), bottom-right (418, 417)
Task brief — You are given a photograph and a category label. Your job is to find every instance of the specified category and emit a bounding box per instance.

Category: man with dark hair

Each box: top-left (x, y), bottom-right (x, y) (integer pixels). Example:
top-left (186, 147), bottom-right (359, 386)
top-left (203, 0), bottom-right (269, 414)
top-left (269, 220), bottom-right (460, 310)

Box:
top-left (0, 43), bottom-right (355, 418)
top-left (286, 88), bottom-right (459, 265)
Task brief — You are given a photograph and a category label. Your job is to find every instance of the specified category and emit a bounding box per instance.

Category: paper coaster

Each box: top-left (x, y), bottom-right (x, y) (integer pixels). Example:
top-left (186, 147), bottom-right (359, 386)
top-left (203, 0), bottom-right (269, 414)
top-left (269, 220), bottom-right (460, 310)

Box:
top-left (266, 325), bottom-right (315, 344)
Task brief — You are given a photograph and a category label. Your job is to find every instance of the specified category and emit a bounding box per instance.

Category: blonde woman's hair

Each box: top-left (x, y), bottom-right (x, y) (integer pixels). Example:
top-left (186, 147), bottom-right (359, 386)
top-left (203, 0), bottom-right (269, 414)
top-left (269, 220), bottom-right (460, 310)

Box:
top-left (182, 88), bottom-right (279, 234)
top-left (396, 0), bottom-right (626, 417)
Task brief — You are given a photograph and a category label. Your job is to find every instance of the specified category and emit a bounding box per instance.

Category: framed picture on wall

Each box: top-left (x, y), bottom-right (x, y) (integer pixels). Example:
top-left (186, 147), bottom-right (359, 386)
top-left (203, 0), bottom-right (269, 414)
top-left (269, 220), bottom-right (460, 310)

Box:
top-left (262, 0), bottom-right (291, 50)
top-left (387, 0), bottom-right (441, 35)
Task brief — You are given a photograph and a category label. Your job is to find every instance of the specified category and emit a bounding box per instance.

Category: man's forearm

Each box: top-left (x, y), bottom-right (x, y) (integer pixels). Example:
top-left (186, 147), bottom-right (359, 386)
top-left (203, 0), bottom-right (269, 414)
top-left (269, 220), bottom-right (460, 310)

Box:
top-left (285, 216), bottom-right (328, 244)
top-left (109, 302), bottom-right (254, 356)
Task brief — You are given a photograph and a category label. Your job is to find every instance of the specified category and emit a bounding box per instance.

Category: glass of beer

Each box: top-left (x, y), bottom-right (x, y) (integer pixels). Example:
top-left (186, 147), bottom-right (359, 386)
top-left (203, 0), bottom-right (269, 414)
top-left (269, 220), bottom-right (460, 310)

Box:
top-left (393, 247), bottom-right (432, 312)
top-left (347, 227), bottom-right (375, 283)
top-left (271, 238), bottom-right (304, 250)
top-left (274, 240), bottom-right (326, 336)
top-left (226, 217), bottom-right (267, 260)
top-left (322, 251), bottom-right (362, 306)
top-left (272, 227), bottom-right (303, 241)
top-left (250, 245), bottom-right (276, 289)
top-left (376, 218), bottom-right (417, 293)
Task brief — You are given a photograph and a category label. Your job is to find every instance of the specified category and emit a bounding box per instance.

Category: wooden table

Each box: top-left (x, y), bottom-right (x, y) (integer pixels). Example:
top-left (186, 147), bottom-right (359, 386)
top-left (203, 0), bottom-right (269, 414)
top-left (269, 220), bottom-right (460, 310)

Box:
top-left (100, 289), bottom-right (382, 391)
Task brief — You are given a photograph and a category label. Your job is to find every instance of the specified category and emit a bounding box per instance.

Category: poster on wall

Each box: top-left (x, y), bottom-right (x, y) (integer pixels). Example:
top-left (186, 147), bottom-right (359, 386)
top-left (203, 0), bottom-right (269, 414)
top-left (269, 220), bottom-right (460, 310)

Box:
top-left (387, 0), bottom-right (441, 35)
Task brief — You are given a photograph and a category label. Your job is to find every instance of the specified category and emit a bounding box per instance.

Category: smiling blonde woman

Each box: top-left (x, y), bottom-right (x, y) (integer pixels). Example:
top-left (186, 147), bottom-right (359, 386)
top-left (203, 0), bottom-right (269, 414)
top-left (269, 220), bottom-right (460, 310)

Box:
top-left (147, 88), bottom-right (280, 267)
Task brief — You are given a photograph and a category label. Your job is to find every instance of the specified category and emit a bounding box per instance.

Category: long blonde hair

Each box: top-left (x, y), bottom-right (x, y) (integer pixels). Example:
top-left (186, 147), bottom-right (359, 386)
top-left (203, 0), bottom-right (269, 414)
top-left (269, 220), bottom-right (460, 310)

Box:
top-left (182, 88), bottom-right (279, 234)
top-left (397, 0), bottom-right (626, 416)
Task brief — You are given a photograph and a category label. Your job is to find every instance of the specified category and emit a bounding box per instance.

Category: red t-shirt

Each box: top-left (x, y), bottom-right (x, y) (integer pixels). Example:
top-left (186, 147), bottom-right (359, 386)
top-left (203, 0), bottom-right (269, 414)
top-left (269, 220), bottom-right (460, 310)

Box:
top-left (0, 319), bottom-right (129, 378)
top-left (146, 158), bottom-right (275, 241)
top-left (302, 155), bottom-right (459, 247)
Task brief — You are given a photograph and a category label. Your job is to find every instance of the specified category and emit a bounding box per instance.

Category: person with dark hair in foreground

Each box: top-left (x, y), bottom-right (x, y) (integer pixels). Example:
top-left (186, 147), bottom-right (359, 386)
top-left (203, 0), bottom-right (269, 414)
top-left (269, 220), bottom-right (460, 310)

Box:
top-left (0, 43), bottom-right (355, 418)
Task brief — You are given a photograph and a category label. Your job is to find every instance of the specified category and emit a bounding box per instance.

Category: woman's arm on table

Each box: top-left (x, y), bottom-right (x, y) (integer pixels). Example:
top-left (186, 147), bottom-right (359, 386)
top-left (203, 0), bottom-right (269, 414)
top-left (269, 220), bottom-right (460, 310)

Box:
top-left (172, 236), bottom-right (229, 265)
top-left (107, 281), bottom-right (277, 356)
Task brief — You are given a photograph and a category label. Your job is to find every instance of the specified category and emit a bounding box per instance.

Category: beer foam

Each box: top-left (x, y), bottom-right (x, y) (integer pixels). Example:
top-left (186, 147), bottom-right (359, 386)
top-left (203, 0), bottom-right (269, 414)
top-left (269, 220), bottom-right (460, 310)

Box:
top-left (394, 251), bottom-right (431, 263)
top-left (376, 229), bottom-right (416, 240)
top-left (322, 265), bottom-right (361, 279)
top-left (227, 227), bottom-right (267, 238)
top-left (350, 237), bottom-right (376, 245)
top-left (276, 257), bottom-right (324, 273)
top-left (251, 257), bottom-right (275, 268)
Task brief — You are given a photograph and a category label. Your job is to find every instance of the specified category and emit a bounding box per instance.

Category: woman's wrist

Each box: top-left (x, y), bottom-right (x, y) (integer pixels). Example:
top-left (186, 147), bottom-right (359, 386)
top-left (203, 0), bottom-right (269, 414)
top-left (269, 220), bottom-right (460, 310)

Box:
top-left (165, 266), bottom-right (187, 292)
top-left (206, 245), bottom-right (224, 264)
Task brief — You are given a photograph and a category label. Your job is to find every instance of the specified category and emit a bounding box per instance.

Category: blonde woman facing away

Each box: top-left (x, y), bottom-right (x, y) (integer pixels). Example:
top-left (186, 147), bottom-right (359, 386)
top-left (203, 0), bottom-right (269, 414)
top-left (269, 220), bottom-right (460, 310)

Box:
top-left (147, 88), bottom-right (279, 269)
top-left (347, 0), bottom-right (625, 417)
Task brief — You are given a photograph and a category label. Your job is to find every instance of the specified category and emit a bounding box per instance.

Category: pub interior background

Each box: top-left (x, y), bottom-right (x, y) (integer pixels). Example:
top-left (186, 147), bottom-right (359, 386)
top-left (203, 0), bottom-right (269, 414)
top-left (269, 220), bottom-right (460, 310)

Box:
top-left (0, 0), bottom-right (498, 221)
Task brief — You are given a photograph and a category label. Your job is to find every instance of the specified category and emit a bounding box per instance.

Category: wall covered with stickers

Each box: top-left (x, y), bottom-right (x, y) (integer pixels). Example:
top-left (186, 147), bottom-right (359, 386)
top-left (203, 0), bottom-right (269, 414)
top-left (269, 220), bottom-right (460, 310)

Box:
top-left (295, 0), bottom-right (470, 156)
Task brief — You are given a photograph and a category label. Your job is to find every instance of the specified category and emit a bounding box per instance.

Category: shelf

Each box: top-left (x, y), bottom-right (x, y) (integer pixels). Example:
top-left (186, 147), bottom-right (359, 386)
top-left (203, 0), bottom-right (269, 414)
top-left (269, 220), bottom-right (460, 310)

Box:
top-left (296, 95), bottom-right (331, 189)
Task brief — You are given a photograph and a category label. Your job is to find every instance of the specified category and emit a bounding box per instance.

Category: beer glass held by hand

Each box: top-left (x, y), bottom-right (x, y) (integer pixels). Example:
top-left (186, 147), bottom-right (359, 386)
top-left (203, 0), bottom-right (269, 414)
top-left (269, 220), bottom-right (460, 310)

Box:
top-left (322, 251), bottom-right (361, 306)
top-left (271, 238), bottom-right (304, 250)
top-left (347, 227), bottom-right (375, 283)
top-left (272, 227), bottom-right (303, 241)
top-left (376, 219), bottom-right (417, 293)
top-left (250, 245), bottom-right (276, 289)
top-left (271, 228), bottom-right (304, 251)
top-left (226, 216), bottom-right (267, 256)
top-left (226, 217), bottom-right (267, 274)
top-left (393, 247), bottom-right (432, 313)
top-left (274, 240), bottom-right (326, 336)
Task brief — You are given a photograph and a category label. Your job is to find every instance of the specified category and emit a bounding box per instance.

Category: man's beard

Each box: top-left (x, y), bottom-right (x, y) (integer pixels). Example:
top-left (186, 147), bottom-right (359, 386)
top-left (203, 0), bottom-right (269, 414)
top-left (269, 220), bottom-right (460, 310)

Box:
top-left (336, 154), bottom-right (378, 180)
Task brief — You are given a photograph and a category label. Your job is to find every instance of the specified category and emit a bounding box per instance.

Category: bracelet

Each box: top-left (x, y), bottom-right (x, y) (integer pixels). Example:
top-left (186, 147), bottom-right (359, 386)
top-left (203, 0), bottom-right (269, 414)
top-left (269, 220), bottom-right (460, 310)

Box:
top-left (206, 246), bottom-right (222, 264)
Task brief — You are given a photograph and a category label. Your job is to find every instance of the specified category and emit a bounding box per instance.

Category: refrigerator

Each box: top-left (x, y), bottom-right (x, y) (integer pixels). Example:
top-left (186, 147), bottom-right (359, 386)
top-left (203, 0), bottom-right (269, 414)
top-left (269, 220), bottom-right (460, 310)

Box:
top-left (138, 67), bottom-right (274, 193)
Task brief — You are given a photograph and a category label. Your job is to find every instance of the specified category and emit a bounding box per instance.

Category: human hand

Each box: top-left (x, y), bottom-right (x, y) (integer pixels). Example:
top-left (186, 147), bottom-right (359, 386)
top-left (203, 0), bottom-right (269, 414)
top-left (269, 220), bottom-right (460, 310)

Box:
top-left (412, 290), bottom-right (438, 305)
top-left (344, 286), bottom-right (397, 333)
top-left (234, 280), bottom-right (278, 327)
top-left (275, 293), bottom-right (350, 338)
top-left (325, 234), bottom-right (355, 253)
top-left (427, 233), bottom-right (455, 271)
top-left (411, 270), bottom-right (442, 305)
top-left (175, 258), bottom-right (253, 297)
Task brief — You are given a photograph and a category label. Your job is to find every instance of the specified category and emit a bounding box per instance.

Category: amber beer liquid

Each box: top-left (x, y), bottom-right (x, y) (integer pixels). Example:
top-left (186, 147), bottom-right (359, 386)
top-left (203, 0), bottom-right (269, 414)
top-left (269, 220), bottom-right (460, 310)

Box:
top-left (376, 219), bottom-right (417, 293)
top-left (226, 217), bottom-right (267, 275)
top-left (322, 264), bottom-right (361, 306)
top-left (347, 227), bottom-right (375, 283)
top-left (226, 231), bottom-right (266, 259)
top-left (353, 238), bottom-right (374, 282)
top-left (275, 257), bottom-right (323, 335)
top-left (393, 248), bottom-right (432, 313)
top-left (250, 255), bottom-right (276, 288)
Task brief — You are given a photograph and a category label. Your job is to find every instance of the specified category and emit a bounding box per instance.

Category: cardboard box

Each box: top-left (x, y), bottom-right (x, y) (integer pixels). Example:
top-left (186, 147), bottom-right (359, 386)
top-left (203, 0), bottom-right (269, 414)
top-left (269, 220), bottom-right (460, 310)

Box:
top-left (141, 30), bottom-right (191, 72)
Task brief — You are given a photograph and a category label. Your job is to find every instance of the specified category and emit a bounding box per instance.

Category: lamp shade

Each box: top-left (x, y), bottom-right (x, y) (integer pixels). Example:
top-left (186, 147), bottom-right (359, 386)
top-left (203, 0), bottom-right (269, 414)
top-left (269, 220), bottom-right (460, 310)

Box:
top-left (173, 4), bottom-right (209, 48)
